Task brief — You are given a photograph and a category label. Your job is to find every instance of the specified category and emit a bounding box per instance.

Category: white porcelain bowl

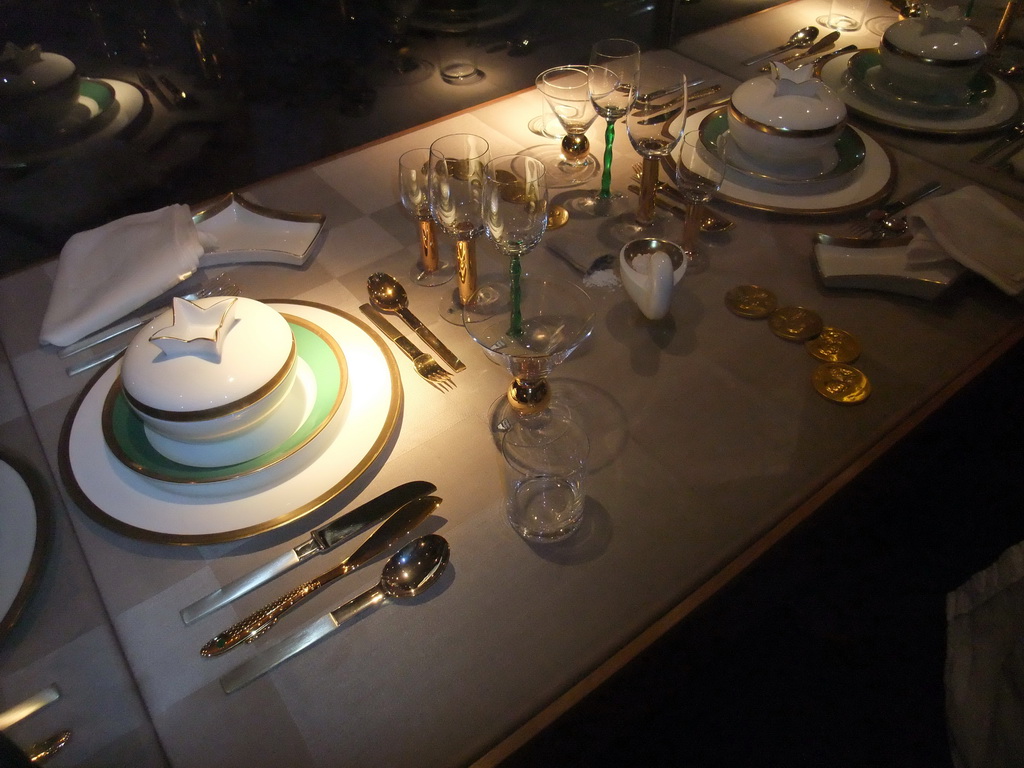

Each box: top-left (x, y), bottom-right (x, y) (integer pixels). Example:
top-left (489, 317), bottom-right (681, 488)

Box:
top-left (880, 17), bottom-right (987, 96)
top-left (121, 297), bottom-right (298, 449)
top-left (619, 238), bottom-right (686, 320)
top-left (0, 46), bottom-right (80, 129)
top-left (727, 73), bottom-right (846, 172)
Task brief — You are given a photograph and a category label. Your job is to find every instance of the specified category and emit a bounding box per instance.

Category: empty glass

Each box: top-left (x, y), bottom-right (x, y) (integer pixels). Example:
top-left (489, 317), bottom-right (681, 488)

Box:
top-left (675, 130), bottom-right (729, 274)
top-left (526, 65), bottom-right (601, 188)
top-left (399, 148), bottom-right (455, 286)
top-left (428, 133), bottom-right (490, 323)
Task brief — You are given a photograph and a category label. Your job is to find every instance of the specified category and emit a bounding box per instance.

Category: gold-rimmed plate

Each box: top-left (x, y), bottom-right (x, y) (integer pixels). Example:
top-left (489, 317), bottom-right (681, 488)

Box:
top-left (101, 315), bottom-right (347, 484)
top-left (699, 107), bottom-right (867, 185)
top-left (686, 106), bottom-right (895, 216)
top-left (58, 302), bottom-right (401, 545)
top-left (0, 458), bottom-right (49, 641)
top-left (820, 51), bottom-right (1021, 135)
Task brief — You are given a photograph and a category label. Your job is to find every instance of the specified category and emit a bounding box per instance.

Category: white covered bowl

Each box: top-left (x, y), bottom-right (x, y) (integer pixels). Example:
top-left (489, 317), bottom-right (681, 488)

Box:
top-left (727, 63), bottom-right (846, 172)
top-left (121, 296), bottom-right (298, 450)
top-left (0, 42), bottom-right (80, 129)
top-left (880, 6), bottom-right (987, 96)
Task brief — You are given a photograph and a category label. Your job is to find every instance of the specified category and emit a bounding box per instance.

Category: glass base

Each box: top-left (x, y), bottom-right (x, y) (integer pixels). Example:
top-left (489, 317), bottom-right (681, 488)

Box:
top-left (411, 259), bottom-right (456, 287)
top-left (815, 13), bottom-right (862, 31)
top-left (608, 209), bottom-right (679, 244)
top-left (519, 144), bottom-right (600, 189)
top-left (571, 189), bottom-right (632, 218)
top-left (373, 56), bottom-right (435, 87)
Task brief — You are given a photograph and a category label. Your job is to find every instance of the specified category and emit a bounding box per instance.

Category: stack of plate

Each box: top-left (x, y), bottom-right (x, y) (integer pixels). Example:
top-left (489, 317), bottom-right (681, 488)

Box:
top-left (819, 49), bottom-right (1021, 135)
top-left (60, 302), bottom-right (401, 544)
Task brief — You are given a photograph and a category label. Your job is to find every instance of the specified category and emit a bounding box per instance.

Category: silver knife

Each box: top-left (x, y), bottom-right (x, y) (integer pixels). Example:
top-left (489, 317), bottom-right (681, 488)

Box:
top-left (200, 494), bottom-right (442, 656)
top-left (971, 121), bottom-right (1024, 165)
top-left (220, 534), bottom-right (450, 694)
top-left (179, 480), bottom-right (436, 624)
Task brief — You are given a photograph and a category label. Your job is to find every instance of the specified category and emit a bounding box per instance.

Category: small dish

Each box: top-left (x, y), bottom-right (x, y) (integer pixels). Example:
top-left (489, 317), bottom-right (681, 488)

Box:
top-left (193, 193), bottom-right (326, 268)
top-left (700, 107), bottom-right (866, 184)
top-left (0, 459), bottom-right (48, 641)
top-left (103, 316), bottom-right (347, 481)
top-left (846, 49), bottom-right (995, 114)
top-left (0, 79), bottom-right (117, 149)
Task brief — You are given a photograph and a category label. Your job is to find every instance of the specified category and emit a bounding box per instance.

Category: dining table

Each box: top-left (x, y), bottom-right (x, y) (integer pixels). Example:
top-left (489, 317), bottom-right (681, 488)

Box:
top-left (1, 0), bottom-right (1023, 765)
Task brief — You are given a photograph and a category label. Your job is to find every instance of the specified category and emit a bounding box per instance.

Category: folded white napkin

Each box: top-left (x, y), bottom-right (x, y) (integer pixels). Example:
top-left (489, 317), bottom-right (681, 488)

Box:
top-left (40, 204), bottom-right (204, 347)
top-left (905, 186), bottom-right (1024, 297)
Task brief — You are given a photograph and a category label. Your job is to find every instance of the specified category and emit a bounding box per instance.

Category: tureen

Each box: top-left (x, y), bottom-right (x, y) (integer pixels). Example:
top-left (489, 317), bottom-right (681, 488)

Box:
top-left (880, 5), bottom-right (988, 96)
top-left (727, 63), bottom-right (846, 171)
top-left (121, 296), bottom-right (299, 453)
top-left (0, 42), bottom-right (80, 128)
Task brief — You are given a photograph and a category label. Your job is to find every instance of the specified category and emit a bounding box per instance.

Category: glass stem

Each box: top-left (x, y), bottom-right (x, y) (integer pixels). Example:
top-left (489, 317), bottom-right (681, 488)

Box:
top-left (509, 253), bottom-right (523, 338)
top-left (636, 156), bottom-right (659, 226)
top-left (456, 238), bottom-right (477, 306)
top-left (418, 219), bottom-right (439, 272)
top-left (600, 119), bottom-right (615, 199)
top-left (682, 201), bottom-right (701, 254)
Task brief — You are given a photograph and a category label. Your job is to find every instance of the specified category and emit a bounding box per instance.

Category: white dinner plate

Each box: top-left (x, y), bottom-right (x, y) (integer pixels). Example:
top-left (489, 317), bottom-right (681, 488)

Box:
top-left (820, 52), bottom-right (1021, 135)
top-left (0, 459), bottom-right (46, 639)
top-left (60, 302), bottom-right (402, 544)
top-left (685, 108), bottom-right (895, 216)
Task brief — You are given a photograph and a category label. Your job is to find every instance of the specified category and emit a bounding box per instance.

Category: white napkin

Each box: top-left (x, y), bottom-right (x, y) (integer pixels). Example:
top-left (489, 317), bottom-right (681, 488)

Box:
top-left (39, 204), bottom-right (204, 347)
top-left (905, 186), bottom-right (1024, 297)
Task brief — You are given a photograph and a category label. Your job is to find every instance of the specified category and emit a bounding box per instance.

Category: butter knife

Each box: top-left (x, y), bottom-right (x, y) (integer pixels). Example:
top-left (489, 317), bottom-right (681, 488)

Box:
top-left (201, 494), bottom-right (441, 656)
top-left (180, 480), bottom-right (436, 624)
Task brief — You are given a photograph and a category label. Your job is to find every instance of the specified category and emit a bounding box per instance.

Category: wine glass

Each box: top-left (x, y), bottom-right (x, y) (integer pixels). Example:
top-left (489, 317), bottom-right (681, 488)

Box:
top-left (479, 154), bottom-right (549, 336)
top-left (674, 130), bottom-right (729, 274)
top-left (399, 148), bottom-right (455, 287)
top-left (428, 133), bottom-right (490, 324)
top-left (463, 276), bottom-right (594, 438)
top-left (522, 65), bottom-right (600, 188)
top-left (618, 64), bottom-right (688, 239)
top-left (578, 38), bottom-right (640, 217)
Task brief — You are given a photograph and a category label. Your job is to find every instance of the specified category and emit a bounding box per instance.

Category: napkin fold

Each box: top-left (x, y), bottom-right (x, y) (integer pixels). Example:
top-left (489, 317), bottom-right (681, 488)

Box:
top-left (39, 204), bottom-right (204, 347)
top-left (905, 186), bottom-right (1024, 297)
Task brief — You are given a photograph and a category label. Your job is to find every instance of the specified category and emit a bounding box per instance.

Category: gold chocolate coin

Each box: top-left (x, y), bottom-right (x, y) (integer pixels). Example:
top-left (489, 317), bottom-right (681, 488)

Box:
top-left (812, 363), bottom-right (871, 404)
top-left (768, 306), bottom-right (823, 342)
top-left (725, 285), bottom-right (778, 319)
top-left (805, 327), bottom-right (861, 363)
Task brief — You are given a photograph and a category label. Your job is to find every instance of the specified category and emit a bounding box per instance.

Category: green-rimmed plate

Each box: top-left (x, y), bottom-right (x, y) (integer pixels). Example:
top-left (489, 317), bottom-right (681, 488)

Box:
top-left (101, 315), bottom-right (346, 484)
top-left (699, 107), bottom-right (866, 185)
top-left (846, 49), bottom-right (995, 114)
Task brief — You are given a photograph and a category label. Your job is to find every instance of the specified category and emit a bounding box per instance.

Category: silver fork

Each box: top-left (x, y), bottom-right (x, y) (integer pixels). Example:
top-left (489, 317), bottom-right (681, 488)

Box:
top-left (846, 181), bottom-right (941, 238)
top-left (359, 304), bottom-right (455, 392)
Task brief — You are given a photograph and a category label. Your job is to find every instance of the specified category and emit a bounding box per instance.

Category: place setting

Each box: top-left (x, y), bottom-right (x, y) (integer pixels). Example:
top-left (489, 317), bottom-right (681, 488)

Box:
top-left (817, 6), bottom-right (1022, 134)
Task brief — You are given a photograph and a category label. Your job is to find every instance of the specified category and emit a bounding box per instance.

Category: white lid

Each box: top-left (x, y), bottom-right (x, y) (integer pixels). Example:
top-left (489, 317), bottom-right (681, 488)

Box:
top-left (883, 10), bottom-right (987, 61)
top-left (122, 297), bottom-right (294, 416)
top-left (0, 45), bottom-right (76, 97)
top-left (731, 67), bottom-right (846, 131)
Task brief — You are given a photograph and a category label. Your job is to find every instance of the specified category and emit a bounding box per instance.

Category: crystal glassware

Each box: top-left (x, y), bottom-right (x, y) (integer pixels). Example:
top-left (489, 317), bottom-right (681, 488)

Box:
top-left (480, 154), bottom-right (549, 335)
top-left (577, 38), bottom-right (640, 217)
top-left (523, 65), bottom-right (600, 188)
top-left (398, 148), bottom-right (455, 286)
top-left (619, 64), bottom-right (688, 239)
top-left (428, 133), bottom-right (490, 323)
top-left (463, 276), bottom-right (594, 437)
top-left (674, 130), bottom-right (729, 274)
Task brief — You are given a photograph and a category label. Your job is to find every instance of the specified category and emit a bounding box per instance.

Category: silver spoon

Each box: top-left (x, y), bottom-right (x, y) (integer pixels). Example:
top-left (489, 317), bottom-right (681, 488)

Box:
top-left (220, 535), bottom-right (450, 694)
top-left (742, 26), bottom-right (820, 66)
top-left (367, 272), bottom-right (466, 372)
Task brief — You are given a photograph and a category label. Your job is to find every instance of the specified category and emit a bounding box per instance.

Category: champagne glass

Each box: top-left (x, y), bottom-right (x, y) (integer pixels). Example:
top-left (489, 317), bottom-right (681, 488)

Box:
top-left (464, 276), bottom-right (594, 438)
top-left (523, 66), bottom-right (600, 188)
top-left (428, 133), bottom-right (490, 324)
top-left (399, 148), bottom-right (455, 287)
top-left (479, 154), bottom-right (549, 337)
top-left (578, 38), bottom-right (640, 217)
top-left (675, 130), bottom-right (729, 274)
top-left (619, 65), bottom-right (688, 239)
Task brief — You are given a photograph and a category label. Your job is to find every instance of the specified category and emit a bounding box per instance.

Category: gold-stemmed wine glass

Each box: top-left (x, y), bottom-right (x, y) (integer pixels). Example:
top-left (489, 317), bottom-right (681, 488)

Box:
top-left (522, 65), bottom-right (601, 188)
top-left (399, 148), bottom-right (455, 286)
top-left (617, 64), bottom-right (688, 240)
top-left (577, 38), bottom-right (640, 217)
top-left (674, 130), bottom-right (729, 274)
top-left (428, 133), bottom-right (490, 324)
